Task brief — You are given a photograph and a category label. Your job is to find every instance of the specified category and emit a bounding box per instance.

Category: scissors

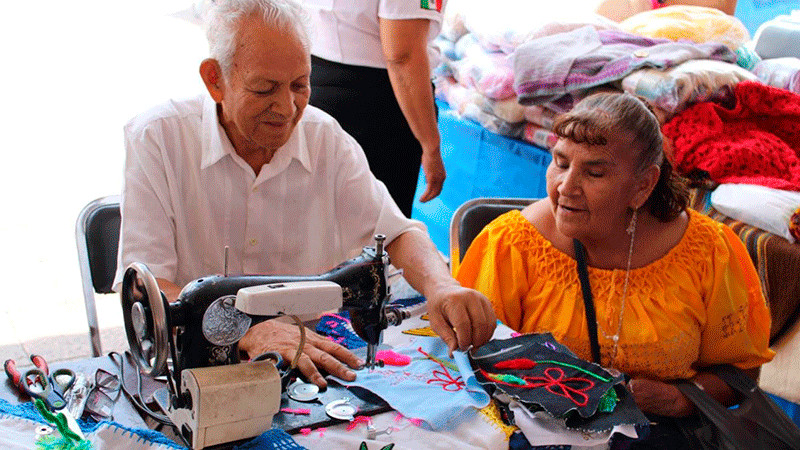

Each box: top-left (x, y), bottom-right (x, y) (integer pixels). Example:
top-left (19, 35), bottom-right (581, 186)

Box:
top-left (30, 354), bottom-right (76, 400)
top-left (4, 356), bottom-right (83, 439)
top-left (4, 358), bottom-right (66, 411)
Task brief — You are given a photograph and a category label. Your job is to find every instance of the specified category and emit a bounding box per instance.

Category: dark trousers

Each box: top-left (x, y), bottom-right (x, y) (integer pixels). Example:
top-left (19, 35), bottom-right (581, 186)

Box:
top-left (310, 55), bottom-right (423, 217)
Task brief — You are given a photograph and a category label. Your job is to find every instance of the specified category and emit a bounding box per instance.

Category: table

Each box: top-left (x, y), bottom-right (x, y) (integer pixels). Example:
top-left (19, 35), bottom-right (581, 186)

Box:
top-left (1, 315), bottom-right (511, 450)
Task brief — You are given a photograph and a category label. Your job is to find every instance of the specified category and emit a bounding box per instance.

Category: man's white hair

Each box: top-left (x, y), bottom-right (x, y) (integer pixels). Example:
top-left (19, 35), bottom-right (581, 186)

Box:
top-left (205, 0), bottom-right (311, 75)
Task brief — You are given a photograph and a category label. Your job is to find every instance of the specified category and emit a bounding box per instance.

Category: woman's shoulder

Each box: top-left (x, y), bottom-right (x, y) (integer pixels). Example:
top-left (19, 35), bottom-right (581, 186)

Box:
top-left (652, 208), bottom-right (731, 269)
top-left (474, 201), bottom-right (557, 253)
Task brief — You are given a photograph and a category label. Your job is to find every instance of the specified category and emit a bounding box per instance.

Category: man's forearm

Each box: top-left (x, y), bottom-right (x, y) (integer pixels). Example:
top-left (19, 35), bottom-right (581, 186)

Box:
top-left (386, 229), bottom-right (497, 351)
top-left (385, 229), bottom-right (457, 297)
top-left (157, 278), bottom-right (183, 303)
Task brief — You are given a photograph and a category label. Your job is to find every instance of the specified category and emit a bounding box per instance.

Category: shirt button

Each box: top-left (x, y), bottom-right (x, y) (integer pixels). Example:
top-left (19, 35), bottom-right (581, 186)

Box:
top-left (250, 239), bottom-right (257, 246)
top-left (633, 49), bottom-right (649, 58)
top-left (252, 186), bottom-right (259, 192)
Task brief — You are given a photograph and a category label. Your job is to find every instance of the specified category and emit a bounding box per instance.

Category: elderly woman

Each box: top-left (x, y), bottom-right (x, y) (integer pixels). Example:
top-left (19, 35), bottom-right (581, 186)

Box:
top-left (455, 92), bottom-right (773, 443)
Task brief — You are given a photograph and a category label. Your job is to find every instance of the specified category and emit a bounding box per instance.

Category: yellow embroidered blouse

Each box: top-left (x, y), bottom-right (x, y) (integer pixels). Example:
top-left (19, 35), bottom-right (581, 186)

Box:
top-left (455, 209), bottom-right (774, 380)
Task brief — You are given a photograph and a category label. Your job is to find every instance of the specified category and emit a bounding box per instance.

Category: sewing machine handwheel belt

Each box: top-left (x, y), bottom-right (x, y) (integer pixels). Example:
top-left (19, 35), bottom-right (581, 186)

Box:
top-left (120, 262), bottom-right (170, 378)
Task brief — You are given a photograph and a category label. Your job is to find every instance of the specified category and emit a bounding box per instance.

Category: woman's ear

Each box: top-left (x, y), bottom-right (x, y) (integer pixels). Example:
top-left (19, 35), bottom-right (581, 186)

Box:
top-left (199, 58), bottom-right (225, 103)
top-left (631, 164), bottom-right (661, 209)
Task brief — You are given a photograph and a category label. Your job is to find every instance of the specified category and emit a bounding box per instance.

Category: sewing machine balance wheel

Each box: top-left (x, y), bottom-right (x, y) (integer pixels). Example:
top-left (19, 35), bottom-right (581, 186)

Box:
top-left (120, 262), bottom-right (170, 377)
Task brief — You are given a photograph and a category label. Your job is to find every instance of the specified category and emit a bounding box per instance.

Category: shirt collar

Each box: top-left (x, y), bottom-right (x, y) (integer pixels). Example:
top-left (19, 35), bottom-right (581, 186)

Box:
top-left (200, 93), bottom-right (312, 174)
top-left (200, 94), bottom-right (234, 170)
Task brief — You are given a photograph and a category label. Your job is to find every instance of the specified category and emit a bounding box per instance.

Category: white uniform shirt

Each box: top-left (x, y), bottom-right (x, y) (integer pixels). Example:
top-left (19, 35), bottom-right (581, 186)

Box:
top-left (113, 94), bottom-right (424, 289)
top-left (304, 0), bottom-right (446, 68)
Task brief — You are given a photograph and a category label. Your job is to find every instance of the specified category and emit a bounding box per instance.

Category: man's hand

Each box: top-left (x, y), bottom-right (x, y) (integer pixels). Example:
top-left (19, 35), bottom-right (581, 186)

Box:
top-left (238, 319), bottom-right (363, 388)
top-left (418, 150), bottom-right (445, 203)
top-left (628, 378), bottom-right (694, 417)
top-left (426, 282), bottom-right (497, 354)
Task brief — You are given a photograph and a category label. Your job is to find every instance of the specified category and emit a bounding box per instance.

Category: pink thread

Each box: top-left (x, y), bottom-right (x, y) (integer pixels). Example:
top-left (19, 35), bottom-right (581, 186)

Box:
top-left (495, 358), bottom-right (537, 370)
top-left (376, 350), bottom-right (411, 366)
top-left (317, 427), bottom-right (328, 437)
top-left (299, 428), bottom-right (312, 436)
top-left (320, 312), bottom-right (350, 323)
top-left (326, 336), bottom-right (345, 344)
top-left (510, 332), bottom-right (522, 337)
top-left (280, 408), bottom-right (311, 415)
top-left (394, 412), bottom-right (423, 426)
top-left (346, 415), bottom-right (373, 431)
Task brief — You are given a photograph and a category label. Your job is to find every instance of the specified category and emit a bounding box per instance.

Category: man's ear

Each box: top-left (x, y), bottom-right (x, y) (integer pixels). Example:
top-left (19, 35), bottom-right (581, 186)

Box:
top-left (631, 164), bottom-right (661, 210)
top-left (200, 58), bottom-right (225, 103)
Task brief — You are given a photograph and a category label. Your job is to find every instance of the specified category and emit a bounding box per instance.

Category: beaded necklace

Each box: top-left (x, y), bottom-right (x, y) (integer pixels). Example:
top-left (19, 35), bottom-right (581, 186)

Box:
top-left (598, 209), bottom-right (637, 368)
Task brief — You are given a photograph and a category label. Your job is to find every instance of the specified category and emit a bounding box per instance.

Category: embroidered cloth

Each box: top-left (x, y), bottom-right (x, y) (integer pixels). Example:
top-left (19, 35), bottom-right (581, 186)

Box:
top-left (469, 333), bottom-right (623, 419)
top-left (332, 338), bottom-right (490, 430)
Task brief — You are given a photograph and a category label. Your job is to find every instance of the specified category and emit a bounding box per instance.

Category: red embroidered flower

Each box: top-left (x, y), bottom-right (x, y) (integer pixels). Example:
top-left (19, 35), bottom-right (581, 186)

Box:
top-left (523, 367), bottom-right (594, 407)
top-left (427, 368), bottom-right (465, 392)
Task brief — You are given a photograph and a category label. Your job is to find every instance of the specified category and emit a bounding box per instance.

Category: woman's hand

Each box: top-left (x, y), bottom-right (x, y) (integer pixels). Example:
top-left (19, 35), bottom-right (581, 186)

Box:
top-left (238, 319), bottom-right (363, 388)
top-left (628, 377), bottom-right (695, 417)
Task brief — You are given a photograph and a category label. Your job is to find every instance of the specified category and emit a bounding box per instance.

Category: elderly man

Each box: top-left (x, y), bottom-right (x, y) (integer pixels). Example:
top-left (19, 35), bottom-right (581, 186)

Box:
top-left (114, 0), bottom-right (495, 388)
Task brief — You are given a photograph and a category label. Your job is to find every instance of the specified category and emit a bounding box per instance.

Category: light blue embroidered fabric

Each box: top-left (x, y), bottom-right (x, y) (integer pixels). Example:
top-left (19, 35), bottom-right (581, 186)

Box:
top-left (332, 338), bottom-right (490, 430)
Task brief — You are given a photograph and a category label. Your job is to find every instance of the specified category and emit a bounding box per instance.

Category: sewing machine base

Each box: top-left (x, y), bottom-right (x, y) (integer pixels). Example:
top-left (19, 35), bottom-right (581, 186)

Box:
top-left (272, 382), bottom-right (391, 434)
top-left (154, 361), bottom-right (281, 449)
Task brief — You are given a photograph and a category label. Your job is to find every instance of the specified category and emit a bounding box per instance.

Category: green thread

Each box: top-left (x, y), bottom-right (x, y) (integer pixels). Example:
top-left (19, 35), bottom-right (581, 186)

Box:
top-left (598, 387), bottom-right (619, 413)
top-left (36, 435), bottom-right (92, 450)
top-left (536, 360), bottom-right (611, 382)
top-left (415, 355), bottom-right (458, 372)
top-left (487, 372), bottom-right (527, 385)
top-left (34, 399), bottom-right (87, 447)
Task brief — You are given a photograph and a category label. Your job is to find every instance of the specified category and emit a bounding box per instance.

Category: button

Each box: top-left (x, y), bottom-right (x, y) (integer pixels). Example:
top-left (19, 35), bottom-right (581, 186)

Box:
top-left (252, 186), bottom-right (258, 192)
top-left (249, 239), bottom-right (257, 246)
top-left (633, 49), bottom-right (649, 58)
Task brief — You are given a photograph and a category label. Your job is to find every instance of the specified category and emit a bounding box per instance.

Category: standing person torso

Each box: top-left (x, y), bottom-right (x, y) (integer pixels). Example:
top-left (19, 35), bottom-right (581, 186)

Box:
top-left (304, 0), bottom-right (445, 69)
top-left (304, 0), bottom-right (447, 217)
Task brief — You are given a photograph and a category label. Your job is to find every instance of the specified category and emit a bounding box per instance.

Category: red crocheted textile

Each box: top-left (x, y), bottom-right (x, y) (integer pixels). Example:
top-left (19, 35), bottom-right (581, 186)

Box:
top-left (662, 81), bottom-right (800, 191)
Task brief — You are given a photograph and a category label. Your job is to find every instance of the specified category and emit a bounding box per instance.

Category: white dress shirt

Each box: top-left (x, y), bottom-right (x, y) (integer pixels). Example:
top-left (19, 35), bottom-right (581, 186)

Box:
top-left (304, 0), bottom-right (446, 68)
top-left (113, 94), bottom-right (424, 289)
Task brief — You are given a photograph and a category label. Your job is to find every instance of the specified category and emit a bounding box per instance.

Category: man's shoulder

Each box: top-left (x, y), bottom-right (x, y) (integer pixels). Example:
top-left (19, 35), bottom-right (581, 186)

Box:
top-left (125, 95), bottom-right (206, 136)
top-left (299, 104), bottom-right (340, 129)
top-left (296, 105), bottom-right (356, 146)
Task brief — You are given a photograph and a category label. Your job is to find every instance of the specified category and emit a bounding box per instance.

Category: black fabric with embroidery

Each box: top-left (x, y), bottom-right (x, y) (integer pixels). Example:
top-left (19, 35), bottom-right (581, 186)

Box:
top-left (470, 333), bottom-right (649, 432)
top-left (470, 333), bottom-right (624, 418)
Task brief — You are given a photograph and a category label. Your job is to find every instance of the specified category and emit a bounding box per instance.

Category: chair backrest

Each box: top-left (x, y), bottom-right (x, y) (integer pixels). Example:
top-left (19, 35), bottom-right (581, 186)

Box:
top-left (449, 197), bottom-right (537, 273)
top-left (75, 195), bottom-right (121, 357)
top-left (76, 196), bottom-right (121, 294)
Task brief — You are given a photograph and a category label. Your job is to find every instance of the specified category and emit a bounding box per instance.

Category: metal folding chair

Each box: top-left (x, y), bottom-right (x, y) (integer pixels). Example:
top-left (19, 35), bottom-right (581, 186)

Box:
top-left (75, 195), bottom-right (121, 357)
top-left (449, 197), bottom-right (537, 274)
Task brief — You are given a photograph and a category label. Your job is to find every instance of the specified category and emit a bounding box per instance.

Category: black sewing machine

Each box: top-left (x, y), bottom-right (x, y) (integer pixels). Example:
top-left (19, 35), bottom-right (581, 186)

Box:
top-left (119, 234), bottom-right (407, 448)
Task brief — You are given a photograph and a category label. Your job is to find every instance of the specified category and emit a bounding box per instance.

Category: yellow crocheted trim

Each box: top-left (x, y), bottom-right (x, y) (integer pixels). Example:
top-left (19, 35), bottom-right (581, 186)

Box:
top-left (478, 401), bottom-right (516, 440)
